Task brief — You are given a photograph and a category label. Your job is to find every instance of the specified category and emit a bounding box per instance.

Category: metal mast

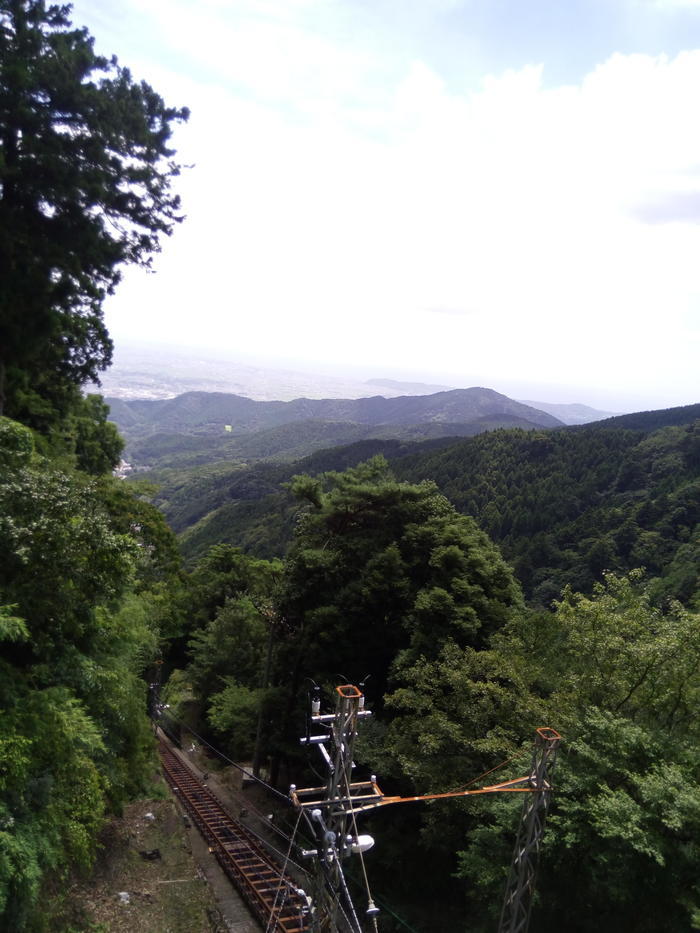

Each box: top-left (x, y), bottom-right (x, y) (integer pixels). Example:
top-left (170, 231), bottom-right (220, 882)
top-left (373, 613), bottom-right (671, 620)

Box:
top-left (498, 727), bottom-right (562, 933)
top-left (292, 684), bottom-right (380, 933)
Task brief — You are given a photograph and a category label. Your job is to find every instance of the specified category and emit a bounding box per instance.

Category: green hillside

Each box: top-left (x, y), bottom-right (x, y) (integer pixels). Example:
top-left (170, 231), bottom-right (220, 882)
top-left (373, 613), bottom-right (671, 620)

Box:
top-left (576, 401), bottom-right (700, 432)
top-left (125, 413), bottom-right (555, 469)
top-left (145, 437), bottom-right (457, 560)
top-left (108, 387), bottom-right (564, 464)
top-left (140, 410), bottom-right (700, 606)
top-left (394, 421), bottom-right (699, 605)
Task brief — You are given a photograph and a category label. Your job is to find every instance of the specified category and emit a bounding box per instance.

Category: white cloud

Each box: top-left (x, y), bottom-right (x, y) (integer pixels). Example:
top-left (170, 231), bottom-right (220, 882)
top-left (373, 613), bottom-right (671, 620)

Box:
top-left (68, 0), bottom-right (700, 407)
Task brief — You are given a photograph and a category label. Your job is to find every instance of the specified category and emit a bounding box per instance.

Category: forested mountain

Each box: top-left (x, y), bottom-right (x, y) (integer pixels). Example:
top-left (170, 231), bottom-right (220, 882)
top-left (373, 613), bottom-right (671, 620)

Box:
top-left (138, 410), bottom-right (699, 610)
top-left (144, 436), bottom-right (463, 560)
top-left (108, 386), bottom-right (562, 445)
top-left (124, 414), bottom-right (548, 470)
top-left (579, 401), bottom-right (700, 431)
top-left (394, 421), bottom-right (699, 606)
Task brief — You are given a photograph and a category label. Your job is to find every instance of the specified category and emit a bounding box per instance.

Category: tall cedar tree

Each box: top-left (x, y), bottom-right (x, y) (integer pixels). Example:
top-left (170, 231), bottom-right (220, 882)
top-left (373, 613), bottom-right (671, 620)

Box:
top-left (0, 0), bottom-right (188, 423)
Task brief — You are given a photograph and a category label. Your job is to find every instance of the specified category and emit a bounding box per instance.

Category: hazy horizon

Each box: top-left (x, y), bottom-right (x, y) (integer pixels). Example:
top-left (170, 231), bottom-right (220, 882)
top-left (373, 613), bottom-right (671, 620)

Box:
top-left (98, 338), bottom-right (697, 414)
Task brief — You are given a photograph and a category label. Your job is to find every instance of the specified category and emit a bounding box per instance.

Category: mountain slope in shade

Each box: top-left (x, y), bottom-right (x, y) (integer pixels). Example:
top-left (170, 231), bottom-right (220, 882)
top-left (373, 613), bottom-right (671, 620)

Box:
top-left (125, 413), bottom-right (558, 470)
top-left (584, 403), bottom-right (700, 432)
top-left (107, 387), bottom-right (564, 440)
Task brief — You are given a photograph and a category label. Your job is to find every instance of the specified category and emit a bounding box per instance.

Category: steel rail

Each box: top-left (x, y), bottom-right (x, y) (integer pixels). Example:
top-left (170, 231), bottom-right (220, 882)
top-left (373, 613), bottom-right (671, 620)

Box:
top-left (159, 740), bottom-right (310, 933)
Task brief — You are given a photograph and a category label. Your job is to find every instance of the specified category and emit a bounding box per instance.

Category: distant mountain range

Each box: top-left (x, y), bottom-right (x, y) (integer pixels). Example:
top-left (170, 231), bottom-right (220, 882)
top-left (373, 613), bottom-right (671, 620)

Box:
top-left (96, 343), bottom-right (618, 423)
top-left (107, 387), bottom-right (568, 469)
top-left (108, 387), bottom-right (562, 434)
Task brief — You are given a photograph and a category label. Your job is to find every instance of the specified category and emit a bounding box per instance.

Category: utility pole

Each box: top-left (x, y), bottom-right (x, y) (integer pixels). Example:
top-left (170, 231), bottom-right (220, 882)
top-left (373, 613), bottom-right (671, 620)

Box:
top-left (498, 727), bottom-right (562, 933)
top-left (292, 684), bottom-right (561, 933)
top-left (291, 684), bottom-right (380, 933)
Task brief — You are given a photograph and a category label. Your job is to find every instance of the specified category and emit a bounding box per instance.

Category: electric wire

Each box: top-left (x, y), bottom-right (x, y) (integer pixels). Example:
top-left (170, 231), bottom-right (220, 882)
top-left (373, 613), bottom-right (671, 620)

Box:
top-left (344, 873), bottom-right (421, 933)
top-left (159, 711), bottom-right (291, 802)
top-left (233, 812), bottom-right (311, 881)
top-left (159, 725), bottom-right (312, 879)
top-left (318, 857), bottom-right (356, 933)
top-left (335, 886), bottom-right (359, 933)
top-left (265, 808), bottom-right (304, 933)
top-left (337, 896), bottom-right (360, 933)
top-left (344, 765), bottom-right (378, 933)
top-left (336, 859), bottom-right (363, 933)
top-left (189, 747), bottom-right (302, 850)
top-left (445, 748), bottom-right (527, 795)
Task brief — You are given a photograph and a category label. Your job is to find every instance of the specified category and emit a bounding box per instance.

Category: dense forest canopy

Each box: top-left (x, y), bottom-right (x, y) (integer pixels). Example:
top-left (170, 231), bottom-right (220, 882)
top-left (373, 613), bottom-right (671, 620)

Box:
top-left (143, 408), bottom-right (698, 929)
top-left (138, 415), bottom-right (699, 611)
top-left (160, 444), bottom-right (700, 932)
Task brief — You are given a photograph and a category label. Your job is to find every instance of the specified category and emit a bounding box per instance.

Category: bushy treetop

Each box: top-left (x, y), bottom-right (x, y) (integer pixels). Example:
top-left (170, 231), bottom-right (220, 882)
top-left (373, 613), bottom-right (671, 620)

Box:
top-left (0, 0), bottom-right (188, 422)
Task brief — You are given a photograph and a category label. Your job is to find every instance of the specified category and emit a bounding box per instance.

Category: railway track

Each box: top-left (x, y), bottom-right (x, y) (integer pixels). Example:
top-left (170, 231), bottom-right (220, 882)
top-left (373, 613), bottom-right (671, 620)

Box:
top-left (159, 740), bottom-right (311, 933)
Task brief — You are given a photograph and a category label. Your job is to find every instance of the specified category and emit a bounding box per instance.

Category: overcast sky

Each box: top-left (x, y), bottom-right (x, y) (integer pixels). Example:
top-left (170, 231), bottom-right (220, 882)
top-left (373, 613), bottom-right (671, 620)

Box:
top-left (71, 0), bottom-right (700, 409)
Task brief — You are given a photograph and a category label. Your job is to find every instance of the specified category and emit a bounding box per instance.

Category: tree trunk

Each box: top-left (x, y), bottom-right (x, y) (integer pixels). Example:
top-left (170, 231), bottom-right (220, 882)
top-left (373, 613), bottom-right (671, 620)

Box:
top-left (252, 619), bottom-right (274, 779)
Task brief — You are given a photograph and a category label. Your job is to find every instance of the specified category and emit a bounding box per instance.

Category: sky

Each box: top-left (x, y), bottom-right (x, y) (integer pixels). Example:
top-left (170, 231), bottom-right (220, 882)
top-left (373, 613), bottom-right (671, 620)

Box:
top-left (70, 0), bottom-right (700, 410)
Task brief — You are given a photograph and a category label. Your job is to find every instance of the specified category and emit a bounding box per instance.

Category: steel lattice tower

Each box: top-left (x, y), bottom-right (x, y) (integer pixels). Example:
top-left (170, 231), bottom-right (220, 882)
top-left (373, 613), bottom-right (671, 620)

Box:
top-left (498, 727), bottom-right (562, 933)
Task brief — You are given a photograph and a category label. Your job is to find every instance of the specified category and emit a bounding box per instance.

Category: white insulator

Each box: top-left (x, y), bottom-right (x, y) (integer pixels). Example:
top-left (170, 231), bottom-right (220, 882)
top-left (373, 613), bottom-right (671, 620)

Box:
top-left (351, 834), bottom-right (375, 854)
top-left (311, 698), bottom-right (321, 714)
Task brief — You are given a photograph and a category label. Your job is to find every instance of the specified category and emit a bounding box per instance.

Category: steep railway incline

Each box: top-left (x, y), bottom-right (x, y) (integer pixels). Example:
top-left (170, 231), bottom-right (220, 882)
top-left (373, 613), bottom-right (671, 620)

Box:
top-left (159, 740), bottom-right (311, 933)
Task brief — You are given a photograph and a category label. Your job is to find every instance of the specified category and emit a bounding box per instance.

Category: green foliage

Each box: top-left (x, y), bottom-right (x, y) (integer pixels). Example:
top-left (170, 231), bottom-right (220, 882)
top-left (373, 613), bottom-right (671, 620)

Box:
top-left (0, 604), bottom-right (29, 643)
top-left (0, 5), bottom-right (189, 923)
top-left (0, 677), bottom-right (106, 928)
top-left (161, 668), bottom-right (196, 717)
top-left (95, 475), bottom-right (182, 585)
top-left (133, 416), bottom-right (699, 615)
top-left (0, 416), bottom-right (34, 469)
top-left (0, 470), bottom-right (134, 667)
top-left (188, 596), bottom-right (268, 705)
top-left (179, 544), bottom-right (281, 632)
top-left (449, 574), bottom-right (700, 932)
top-left (394, 422), bottom-right (700, 605)
top-left (274, 456), bottom-right (522, 770)
top-left (161, 550), bottom-right (282, 757)
top-left (72, 395), bottom-right (124, 475)
top-left (548, 571), bottom-right (700, 722)
top-left (155, 423), bottom-right (698, 930)
top-left (0, 418), bottom-right (178, 928)
top-left (589, 402), bottom-right (700, 432)
top-left (207, 681), bottom-right (263, 760)
top-left (0, 0), bottom-right (187, 426)
top-left (383, 641), bottom-right (542, 791)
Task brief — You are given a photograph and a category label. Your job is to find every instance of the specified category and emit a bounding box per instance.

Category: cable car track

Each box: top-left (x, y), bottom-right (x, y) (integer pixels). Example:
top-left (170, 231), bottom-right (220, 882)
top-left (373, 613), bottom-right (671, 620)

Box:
top-left (159, 740), bottom-right (311, 933)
